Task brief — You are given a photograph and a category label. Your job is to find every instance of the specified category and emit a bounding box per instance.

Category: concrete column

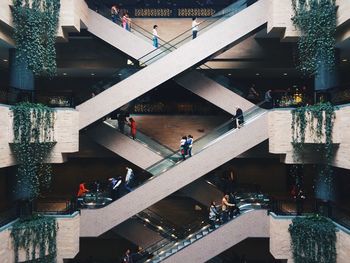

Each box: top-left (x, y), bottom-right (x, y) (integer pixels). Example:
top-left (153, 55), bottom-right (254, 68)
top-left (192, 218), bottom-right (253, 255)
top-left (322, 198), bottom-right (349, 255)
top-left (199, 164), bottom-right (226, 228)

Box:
top-left (314, 60), bottom-right (339, 92)
top-left (9, 48), bottom-right (34, 91)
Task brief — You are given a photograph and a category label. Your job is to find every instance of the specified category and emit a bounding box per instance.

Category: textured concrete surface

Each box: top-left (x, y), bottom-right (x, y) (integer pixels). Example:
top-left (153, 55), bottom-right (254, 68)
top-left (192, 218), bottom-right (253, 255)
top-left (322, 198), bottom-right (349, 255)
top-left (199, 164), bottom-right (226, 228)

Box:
top-left (80, 112), bottom-right (268, 236)
top-left (0, 213), bottom-right (80, 263)
top-left (0, 105), bottom-right (79, 168)
top-left (164, 209), bottom-right (269, 263)
top-left (76, 0), bottom-right (269, 129)
top-left (269, 215), bottom-right (350, 263)
top-left (268, 106), bottom-right (350, 169)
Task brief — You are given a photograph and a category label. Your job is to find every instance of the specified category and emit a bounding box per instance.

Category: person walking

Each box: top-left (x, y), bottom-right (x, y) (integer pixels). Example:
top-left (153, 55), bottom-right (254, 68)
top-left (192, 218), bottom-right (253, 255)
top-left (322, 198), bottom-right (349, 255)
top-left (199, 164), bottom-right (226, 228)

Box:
top-left (123, 249), bottom-right (133, 263)
top-left (152, 25), bottom-right (159, 48)
top-left (192, 17), bottom-right (200, 39)
top-left (180, 136), bottom-right (188, 160)
top-left (128, 117), bottom-right (137, 140)
top-left (187, 135), bottom-right (193, 157)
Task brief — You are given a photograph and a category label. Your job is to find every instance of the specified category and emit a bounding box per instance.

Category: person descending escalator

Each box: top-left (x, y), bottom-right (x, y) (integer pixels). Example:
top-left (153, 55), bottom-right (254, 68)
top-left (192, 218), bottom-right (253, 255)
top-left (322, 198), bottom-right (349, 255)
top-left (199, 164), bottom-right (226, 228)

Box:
top-left (180, 136), bottom-right (188, 160)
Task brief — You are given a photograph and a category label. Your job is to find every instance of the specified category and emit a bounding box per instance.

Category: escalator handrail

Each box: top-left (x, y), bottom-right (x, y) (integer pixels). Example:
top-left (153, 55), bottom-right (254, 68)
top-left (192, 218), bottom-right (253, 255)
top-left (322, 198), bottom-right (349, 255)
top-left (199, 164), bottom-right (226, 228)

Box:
top-left (144, 101), bottom-right (267, 173)
top-left (137, 0), bottom-right (248, 63)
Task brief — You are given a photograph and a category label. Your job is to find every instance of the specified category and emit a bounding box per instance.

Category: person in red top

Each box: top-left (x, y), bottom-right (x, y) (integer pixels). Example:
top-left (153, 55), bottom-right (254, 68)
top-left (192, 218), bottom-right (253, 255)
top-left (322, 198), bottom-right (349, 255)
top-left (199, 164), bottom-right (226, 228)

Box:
top-left (77, 181), bottom-right (89, 197)
top-left (129, 118), bottom-right (137, 140)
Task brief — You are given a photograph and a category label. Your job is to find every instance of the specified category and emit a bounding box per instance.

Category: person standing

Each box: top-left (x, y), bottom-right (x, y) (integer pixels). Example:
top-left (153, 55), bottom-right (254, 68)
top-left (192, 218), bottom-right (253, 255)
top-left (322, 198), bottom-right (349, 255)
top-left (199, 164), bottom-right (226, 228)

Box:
top-left (122, 13), bottom-right (131, 31)
top-left (180, 136), bottom-right (188, 160)
top-left (264, 89), bottom-right (273, 109)
top-left (232, 106), bottom-right (244, 129)
top-left (77, 181), bottom-right (89, 197)
top-left (221, 194), bottom-right (235, 222)
top-left (111, 5), bottom-right (120, 24)
top-left (109, 177), bottom-right (122, 200)
top-left (192, 17), bottom-right (200, 39)
top-left (117, 113), bottom-right (127, 134)
top-left (187, 135), bottom-right (193, 157)
top-left (128, 117), bottom-right (137, 140)
top-left (152, 25), bottom-right (159, 48)
top-left (125, 167), bottom-right (134, 191)
top-left (209, 201), bottom-right (220, 228)
top-left (123, 249), bottom-right (133, 263)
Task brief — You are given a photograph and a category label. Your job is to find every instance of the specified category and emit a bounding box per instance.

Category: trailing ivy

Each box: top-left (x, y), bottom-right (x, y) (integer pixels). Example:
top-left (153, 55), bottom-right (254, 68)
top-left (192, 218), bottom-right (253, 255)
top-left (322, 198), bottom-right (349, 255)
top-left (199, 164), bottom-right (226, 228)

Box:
top-left (291, 0), bottom-right (337, 75)
top-left (289, 215), bottom-right (336, 263)
top-left (12, 0), bottom-right (61, 76)
top-left (11, 215), bottom-right (58, 263)
top-left (291, 102), bottom-right (336, 198)
top-left (11, 102), bottom-right (56, 200)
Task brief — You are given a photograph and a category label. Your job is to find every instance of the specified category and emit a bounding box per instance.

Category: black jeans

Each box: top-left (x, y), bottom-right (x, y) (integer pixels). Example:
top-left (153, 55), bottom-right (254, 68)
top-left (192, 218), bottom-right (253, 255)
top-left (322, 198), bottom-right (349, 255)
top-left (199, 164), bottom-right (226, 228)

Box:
top-left (192, 31), bottom-right (198, 39)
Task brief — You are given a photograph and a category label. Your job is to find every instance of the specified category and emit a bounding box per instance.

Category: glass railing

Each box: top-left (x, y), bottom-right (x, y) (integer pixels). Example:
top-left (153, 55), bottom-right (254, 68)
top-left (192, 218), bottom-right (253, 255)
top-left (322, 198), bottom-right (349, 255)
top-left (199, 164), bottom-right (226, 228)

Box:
top-left (143, 209), bottom-right (259, 263)
top-left (81, 0), bottom-right (252, 106)
top-left (144, 102), bottom-right (266, 177)
top-left (80, 103), bottom-right (267, 210)
top-left (104, 119), bottom-right (175, 157)
top-left (139, 0), bottom-right (249, 65)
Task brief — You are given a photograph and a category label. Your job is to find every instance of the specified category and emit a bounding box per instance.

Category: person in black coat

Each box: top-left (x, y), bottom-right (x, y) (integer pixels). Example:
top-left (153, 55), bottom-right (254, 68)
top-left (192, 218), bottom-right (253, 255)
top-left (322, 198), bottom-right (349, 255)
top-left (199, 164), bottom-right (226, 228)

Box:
top-left (232, 106), bottom-right (244, 129)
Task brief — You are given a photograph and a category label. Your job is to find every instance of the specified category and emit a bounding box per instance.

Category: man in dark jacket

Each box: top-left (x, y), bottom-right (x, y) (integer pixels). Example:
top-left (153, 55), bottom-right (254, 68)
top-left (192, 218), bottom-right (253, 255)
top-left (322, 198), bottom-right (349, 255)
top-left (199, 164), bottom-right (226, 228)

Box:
top-left (233, 106), bottom-right (244, 129)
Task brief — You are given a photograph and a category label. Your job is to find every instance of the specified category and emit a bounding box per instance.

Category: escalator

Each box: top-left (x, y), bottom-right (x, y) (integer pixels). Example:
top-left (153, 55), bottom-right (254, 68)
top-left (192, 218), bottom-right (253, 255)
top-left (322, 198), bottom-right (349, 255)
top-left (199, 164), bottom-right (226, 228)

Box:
top-left (77, 0), bottom-right (268, 129)
top-left (82, 0), bottom-right (256, 116)
top-left (148, 209), bottom-right (269, 263)
top-left (80, 105), bottom-right (268, 237)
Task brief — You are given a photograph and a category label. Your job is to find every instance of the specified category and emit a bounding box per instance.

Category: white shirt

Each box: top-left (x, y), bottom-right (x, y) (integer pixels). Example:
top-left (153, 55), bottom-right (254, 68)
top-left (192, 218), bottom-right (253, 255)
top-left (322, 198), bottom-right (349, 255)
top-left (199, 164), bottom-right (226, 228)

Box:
top-left (192, 20), bottom-right (199, 31)
top-left (153, 28), bottom-right (158, 38)
top-left (125, 168), bottom-right (133, 183)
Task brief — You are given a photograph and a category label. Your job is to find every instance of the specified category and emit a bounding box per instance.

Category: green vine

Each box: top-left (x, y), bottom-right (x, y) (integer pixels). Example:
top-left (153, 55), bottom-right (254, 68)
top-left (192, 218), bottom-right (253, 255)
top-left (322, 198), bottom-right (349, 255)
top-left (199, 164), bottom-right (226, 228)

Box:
top-left (11, 102), bottom-right (56, 200)
top-left (289, 215), bottom-right (336, 263)
top-left (291, 102), bottom-right (336, 197)
top-left (12, 0), bottom-right (61, 76)
top-left (291, 0), bottom-right (337, 75)
top-left (11, 215), bottom-right (58, 263)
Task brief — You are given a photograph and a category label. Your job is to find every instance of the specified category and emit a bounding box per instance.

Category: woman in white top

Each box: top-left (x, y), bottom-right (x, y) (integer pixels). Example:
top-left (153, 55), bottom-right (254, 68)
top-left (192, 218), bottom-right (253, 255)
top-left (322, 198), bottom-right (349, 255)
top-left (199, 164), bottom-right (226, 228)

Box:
top-left (180, 136), bottom-right (187, 160)
top-left (192, 17), bottom-right (200, 39)
top-left (153, 25), bottom-right (159, 48)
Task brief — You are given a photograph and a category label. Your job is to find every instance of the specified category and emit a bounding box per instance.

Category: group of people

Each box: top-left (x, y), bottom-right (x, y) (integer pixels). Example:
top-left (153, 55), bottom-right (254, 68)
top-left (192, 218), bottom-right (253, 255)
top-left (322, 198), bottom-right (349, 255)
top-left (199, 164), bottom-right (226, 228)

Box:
top-left (111, 5), bottom-right (131, 31)
top-left (209, 193), bottom-right (240, 228)
top-left (117, 113), bottom-right (137, 140)
top-left (180, 135), bottom-right (194, 160)
top-left (76, 167), bottom-right (136, 202)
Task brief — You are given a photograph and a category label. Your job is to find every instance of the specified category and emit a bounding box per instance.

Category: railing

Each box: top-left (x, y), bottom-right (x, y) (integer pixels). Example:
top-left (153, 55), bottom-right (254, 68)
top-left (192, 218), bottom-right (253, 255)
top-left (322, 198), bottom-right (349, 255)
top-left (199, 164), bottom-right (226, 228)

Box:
top-left (104, 119), bottom-right (175, 158)
top-left (144, 209), bottom-right (262, 263)
top-left (0, 86), bottom-right (75, 107)
top-left (80, 0), bottom-right (252, 106)
top-left (270, 198), bottom-right (350, 230)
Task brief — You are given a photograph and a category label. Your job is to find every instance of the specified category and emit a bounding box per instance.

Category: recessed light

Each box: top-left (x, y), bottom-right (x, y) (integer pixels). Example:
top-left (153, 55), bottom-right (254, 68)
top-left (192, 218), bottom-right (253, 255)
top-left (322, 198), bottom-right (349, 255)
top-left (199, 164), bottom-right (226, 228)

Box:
top-left (91, 73), bottom-right (95, 76)
top-left (63, 72), bottom-right (67, 76)
top-left (283, 73), bottom-right (288, 76)
top-left (118, 73), bottom-right (122, 76)
top-left (255, 73), bottom-right (260, 76)
top-left (342, 59), bottom-right (348, 62)
top-left (293, 85), bottom-right (298, 88)
top-left (228, 73), bottom-right (232, 76)
top-left (3, 59), bottom-right (8, 62)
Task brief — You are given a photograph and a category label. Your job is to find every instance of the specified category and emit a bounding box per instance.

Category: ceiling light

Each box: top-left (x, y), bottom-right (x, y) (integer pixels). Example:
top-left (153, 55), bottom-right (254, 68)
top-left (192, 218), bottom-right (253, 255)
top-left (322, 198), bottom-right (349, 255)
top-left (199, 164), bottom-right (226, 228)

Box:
top-left (118, 73), bottom-right (122, 76)
top-left (342, 59), bottom-right (348, 62)
top-left (63, 72), bottom-right (67, 76)
top-left (283, 73), bottom-right (288, 76)
top-left (3, 59), bottom-right (8, 62)
top-left (91, 73), bottom-right (95, 76)
top-left (228, 73), bottom-right (232, 76)
top-left (255, 73), bottom-right (260, 76)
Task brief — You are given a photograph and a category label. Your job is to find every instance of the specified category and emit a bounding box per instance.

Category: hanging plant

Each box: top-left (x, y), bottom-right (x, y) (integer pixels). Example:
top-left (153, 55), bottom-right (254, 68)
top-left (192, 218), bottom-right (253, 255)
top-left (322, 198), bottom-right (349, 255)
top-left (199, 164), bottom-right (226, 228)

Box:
top-left (291, 102), bottom-right (336, 198)
top-left (291, 0), bottom-right (337, 75)
top-left (11, 215), bottom-right (58, 263)
top-left (12, 0), bottom-right (61, 76)
top-left (289, 215), bottom-right (336, 263)
top-left (11, 102), bottom-right (56, 200)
